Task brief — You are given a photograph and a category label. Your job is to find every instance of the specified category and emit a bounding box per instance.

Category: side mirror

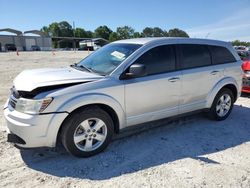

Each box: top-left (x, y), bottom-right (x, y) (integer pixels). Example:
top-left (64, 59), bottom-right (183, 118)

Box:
top-left (125, 64), bottom-right (146, 78)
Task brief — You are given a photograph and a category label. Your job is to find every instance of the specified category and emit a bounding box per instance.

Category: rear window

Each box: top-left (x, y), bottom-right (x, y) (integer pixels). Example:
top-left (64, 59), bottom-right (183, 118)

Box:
top-left (209, 45), bottom-right (236, 64)
top-left (179, 44), bottom-right (211, 69)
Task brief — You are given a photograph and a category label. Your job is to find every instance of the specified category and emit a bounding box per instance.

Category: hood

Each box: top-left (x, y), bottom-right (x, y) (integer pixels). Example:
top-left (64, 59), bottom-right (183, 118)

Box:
top-left (14, 67), bottom-right (103, 92)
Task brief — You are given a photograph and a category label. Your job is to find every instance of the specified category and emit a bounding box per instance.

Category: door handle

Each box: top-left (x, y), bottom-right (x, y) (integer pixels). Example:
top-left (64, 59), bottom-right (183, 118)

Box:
top-left (210, 70), bottom-right (220, 75)
top-left (168, 77), bottom-right (180, 82)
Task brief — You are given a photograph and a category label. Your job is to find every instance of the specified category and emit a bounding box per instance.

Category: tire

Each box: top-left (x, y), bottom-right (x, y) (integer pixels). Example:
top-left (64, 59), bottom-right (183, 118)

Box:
top-left (208, 88), bottom-right (234, 121)
top-left (61, 106), bottom-right (114, 157)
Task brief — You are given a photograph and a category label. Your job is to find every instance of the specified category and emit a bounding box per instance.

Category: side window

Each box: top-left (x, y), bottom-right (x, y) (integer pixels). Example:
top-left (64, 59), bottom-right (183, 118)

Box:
top-left (209, 45), bottom-right (236, 64)
top-left (133, 45), bottom-right (176, 75)
top-left (179, 44), bottom-right (211, 69)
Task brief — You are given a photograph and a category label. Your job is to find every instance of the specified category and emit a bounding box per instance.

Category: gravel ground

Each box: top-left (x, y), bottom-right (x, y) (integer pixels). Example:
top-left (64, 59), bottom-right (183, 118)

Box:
top-left (0, 51), bottom-right (250, 188)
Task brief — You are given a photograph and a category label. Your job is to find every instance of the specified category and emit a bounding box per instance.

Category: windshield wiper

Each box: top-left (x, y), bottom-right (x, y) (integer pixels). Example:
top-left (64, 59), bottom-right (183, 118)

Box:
top-left (70, 63), bottom-right (106, 76)
top-left (70, 63), bottom-right (92, 73)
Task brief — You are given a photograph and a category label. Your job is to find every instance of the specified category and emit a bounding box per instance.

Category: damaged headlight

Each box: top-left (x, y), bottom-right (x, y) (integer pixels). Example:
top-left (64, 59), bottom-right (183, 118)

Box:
top-left (15, 97), bottom-right (53, 114)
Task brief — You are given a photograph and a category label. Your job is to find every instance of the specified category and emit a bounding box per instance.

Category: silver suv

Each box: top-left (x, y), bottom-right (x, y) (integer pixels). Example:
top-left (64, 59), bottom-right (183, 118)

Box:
top-left (4, 38), bottom-right (242, 157)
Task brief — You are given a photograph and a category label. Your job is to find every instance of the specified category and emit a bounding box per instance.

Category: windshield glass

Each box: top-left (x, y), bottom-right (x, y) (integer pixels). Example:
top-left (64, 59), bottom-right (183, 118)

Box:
top-left (75, 43), bottom-right (142, 75)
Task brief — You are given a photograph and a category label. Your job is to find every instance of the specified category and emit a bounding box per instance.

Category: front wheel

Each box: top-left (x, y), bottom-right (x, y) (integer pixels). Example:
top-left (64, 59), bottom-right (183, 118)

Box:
top-left (208, 88), bottom-right (234, 121)
top-left (61, 107), bottom-right (114, 157)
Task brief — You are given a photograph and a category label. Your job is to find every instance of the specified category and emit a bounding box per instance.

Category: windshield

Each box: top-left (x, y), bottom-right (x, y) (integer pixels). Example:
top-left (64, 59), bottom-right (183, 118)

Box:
top-left (75, 43), bottom-right (142, 75)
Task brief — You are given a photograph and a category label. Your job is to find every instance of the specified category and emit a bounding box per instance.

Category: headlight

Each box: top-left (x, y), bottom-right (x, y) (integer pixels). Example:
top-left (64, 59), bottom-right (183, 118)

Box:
top-left (15, 97), bottom-right (53, 114)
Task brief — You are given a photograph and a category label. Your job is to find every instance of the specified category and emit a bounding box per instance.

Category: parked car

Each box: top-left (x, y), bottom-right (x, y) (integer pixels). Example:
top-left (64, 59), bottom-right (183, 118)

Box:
top-left (30, 45), bottom-right (41, 51)
top-left (242, 60), bottom-right (250, 93)
top-left (5, 44), bottom-right (16, 51)
top-left (4, 38), bottom-right (242, 157)
top-left (234, 46), bottom-right (249, 59)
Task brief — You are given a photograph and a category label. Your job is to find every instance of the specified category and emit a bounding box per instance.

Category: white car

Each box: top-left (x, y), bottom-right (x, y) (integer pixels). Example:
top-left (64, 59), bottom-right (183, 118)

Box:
top-left (4, 38), bottom-right (242, 157)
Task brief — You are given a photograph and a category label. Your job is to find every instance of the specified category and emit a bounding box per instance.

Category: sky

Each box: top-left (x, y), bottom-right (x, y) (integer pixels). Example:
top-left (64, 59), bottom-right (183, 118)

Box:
top-left (0, 0), bottom-right (250, 41)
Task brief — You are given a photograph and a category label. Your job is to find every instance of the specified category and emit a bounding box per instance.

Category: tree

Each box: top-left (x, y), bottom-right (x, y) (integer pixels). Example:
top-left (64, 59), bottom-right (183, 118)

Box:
top-left (94, 25), bottom-right (113, 40)
top-left (58, 21), bottom-right (73, 37)
top-left (142, 27), bottom-right (168, 37)
top-left (40, 26), bottom-right (50, 36)
top-left (168, 28), bottom-right (189, 38)
top-left (133, 32), bottom-right (142, 38)
top-left (41, 21), bottom-right (191, 46)
top-left (85, 30), bottom-right (94, 38)
top-left (232, 40), bottom-right (250, 47)
top-left (74, 28), bottom-right (88, 38)
top-left (142, 27), bottom-right (154, 37)
top-left (47, 22), bottom-right (60, 37)
top-left (109, 32), bottom-right (119, 42)
top-left (116, 26), bottom-right (135, 39)
top-left (152, 27), bottom-right (166, 37)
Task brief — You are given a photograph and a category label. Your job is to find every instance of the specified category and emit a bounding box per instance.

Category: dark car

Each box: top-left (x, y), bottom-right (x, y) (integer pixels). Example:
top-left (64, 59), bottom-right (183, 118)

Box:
top-left (30, 45), bottom-right (41, 51)
top-left (5, 44), bottom-right (17, 51)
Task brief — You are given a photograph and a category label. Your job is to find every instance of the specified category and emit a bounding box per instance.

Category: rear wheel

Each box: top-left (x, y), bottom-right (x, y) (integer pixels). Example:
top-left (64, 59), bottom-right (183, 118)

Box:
top-left (61, 106), bottom-right (114, 157)
top-left (208, 88), bottom-right (234, 121)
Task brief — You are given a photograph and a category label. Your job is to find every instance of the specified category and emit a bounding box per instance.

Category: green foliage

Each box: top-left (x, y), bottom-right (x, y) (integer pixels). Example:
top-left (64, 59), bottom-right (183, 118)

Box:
top-left (74, 28), bottom-right (93, 38)
top-left (58, 21), bottom-right (73, 37)
top-left (94, 25), bottom-right (113, 40)
top-left (109, 32), bottom-right (119, 42)
top-left (232, 40), bottom-right (250, 47)
top-left (48, 22), bottom-right (60, 37)
top-left (142, 27), bottom-right (168, 37)
top-left (41, 21), bottom-right (196, 47)
top-left (116, 26), bottom-right (135, 39)
top-left (74, 28), bottom-right (87, 38)
top-left (133, 32), bottom-right (143, 38)
top-left (41, 26), bottom-right (50, 36)
top-left (85, 31), bottom-right (94, 38)
top-left (168, 28), bottom-right (189, 37)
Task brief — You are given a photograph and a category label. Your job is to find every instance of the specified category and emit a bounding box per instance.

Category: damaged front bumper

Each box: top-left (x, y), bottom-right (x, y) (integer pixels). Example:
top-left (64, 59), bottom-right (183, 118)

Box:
top-left (4, 100), bottom-right (68, 148)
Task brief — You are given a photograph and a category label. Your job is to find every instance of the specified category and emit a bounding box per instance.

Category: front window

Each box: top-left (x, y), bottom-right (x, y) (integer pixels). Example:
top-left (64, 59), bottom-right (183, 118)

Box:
top-left (75, 43), bottom-right (142, 75)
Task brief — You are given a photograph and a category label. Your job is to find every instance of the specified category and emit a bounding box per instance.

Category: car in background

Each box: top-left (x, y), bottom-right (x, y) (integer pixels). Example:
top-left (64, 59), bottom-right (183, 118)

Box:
top-left (5, 44), bottom-right (17, 51)
top-left (234, 46), bottom-right (249, 59)
top-left (79, 40), bottom-right (101, 51)
top-left (242, 60), bottom-right (250, 93)
top-left (30, 45), bottom-right (41, 51)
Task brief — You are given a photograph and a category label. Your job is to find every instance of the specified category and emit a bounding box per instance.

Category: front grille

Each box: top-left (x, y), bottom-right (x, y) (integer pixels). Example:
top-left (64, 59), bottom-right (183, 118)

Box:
top-left (9, 86), bottom-right (19, 109)
top-left (9, 96), bottom-right (17, 109)
top-left (10, 86), bottom-right (20, 98)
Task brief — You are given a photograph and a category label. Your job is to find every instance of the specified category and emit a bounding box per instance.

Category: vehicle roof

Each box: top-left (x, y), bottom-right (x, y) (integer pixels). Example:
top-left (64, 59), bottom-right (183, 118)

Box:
top-left (113, 37), bottom-right (230, 47)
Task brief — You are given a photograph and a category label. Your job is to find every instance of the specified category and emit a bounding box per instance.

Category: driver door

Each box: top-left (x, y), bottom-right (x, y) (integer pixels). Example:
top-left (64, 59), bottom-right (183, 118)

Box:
top-left (122, 45), bottom-right (181, 126)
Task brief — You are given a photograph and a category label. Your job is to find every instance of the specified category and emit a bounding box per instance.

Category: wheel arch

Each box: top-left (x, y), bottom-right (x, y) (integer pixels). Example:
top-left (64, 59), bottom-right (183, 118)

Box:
top-left (205, 77), bottom-right (240, 108)
top-left (46, 93), bottom-right (126, 147)
top-left (56, 103), bottom-right (121, 146)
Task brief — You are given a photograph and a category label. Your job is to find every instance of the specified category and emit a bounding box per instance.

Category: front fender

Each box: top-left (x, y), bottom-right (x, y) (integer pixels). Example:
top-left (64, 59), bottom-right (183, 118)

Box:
top-left (205, 77), bottom-right (240, 108)
top-left (45, 93), bottom-right (126, 147)
top-left (57, 93), bottom-right (126, 129)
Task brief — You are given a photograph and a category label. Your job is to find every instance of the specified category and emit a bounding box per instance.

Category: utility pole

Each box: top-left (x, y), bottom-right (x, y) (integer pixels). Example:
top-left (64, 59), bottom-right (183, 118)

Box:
top-left (73, 21), bottom-right (76, 51)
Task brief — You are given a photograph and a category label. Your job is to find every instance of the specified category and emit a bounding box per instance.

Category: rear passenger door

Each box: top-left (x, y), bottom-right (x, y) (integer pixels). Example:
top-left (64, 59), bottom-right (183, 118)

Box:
top-left (208, 45), bottom-right (239, 84)
top-left (178, 44), bottom-right (224, 114)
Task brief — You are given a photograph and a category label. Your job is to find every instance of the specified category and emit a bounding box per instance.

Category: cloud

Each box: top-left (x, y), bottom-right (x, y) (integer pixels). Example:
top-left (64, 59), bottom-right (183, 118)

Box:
top-left (186, 8), bottom-right (250, 41)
